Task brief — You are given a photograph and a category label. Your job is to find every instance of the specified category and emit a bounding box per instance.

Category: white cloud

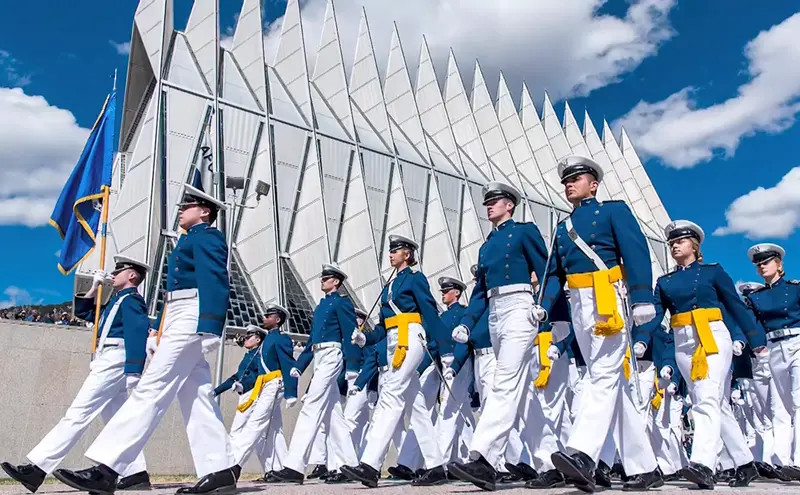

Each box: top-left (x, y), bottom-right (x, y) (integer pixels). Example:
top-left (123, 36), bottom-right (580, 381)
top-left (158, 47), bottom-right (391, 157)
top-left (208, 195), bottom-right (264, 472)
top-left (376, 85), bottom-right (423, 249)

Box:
top-left (0, 286), bottom-right (43, 309)
top-left (615, 12), bottom-right (800, 169)
top-left (109, 40), bottom-right (131, 56)
top-left (714, 166), bottom-right (800, 239)
top-left (0, 87), bottom-right (90, 227)
top-left (0, 50), bottom-right (31, 87)
top-left (258, 0), bottom-right (676, 100)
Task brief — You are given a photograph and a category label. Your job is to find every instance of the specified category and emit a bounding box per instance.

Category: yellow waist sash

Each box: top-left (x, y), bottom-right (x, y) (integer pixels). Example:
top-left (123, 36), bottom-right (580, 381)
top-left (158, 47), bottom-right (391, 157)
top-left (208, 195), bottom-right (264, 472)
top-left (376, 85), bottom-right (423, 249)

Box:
top-left (237, 370), bottom-right (282, 413)
top-left (385, 313), bottom-right (422, 369)
top-left (566, 265), bottom-right (625, 335)
top-left (533, 332), bottom-right (553, 389)
top-left (670, 307), bottom-right (722, 382)
top-left (651, 375), bottom-right (664, 410)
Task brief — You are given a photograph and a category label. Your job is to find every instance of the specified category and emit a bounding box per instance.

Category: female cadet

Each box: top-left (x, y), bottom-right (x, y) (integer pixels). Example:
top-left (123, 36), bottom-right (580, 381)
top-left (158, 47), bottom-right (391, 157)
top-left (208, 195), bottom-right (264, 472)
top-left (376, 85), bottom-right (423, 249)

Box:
top-left (343, 234), bottom-right (449, 487)
top-left (636, 220), bottom-right (765, 489)
top-left (743, 243), bottom-right (800, 480)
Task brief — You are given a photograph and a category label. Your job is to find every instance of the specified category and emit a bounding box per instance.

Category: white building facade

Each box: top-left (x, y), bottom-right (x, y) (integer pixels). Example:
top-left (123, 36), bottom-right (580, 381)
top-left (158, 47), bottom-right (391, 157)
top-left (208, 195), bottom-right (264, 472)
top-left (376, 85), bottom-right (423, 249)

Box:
top-left (79, 0), bottom-right (674, 339)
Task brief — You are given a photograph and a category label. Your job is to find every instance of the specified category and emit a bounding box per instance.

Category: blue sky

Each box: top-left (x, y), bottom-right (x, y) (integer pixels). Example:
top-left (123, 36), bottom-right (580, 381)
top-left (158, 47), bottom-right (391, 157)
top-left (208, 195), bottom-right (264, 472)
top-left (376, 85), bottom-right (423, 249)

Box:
top-left (0, 0), bottom-right (798, 307)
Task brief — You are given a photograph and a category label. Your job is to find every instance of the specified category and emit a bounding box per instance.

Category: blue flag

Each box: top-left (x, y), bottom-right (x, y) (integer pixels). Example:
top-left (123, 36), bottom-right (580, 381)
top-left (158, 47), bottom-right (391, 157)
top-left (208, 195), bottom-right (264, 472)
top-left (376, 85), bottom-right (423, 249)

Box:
top-left (50, 91), bottom-right (116, 275)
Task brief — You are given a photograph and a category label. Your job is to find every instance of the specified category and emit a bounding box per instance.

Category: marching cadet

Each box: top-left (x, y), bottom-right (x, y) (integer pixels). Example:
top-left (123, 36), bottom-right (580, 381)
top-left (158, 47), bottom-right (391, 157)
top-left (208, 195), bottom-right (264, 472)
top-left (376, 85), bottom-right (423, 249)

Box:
top-left (744, 243), bottom-right (800, 480)
top-left (272, 264), bottom-right (358, 484)
top-left (635, 220), bottom-right (766, 489)
top-left (52, 182), bottom-right (238, 494)
top-left (448, 182), bottom-right (550, 491)
top-left (538, 156), bottom-right (662, 492)
top-left (2, 256), bottom-right (152, 493)
top-left (344, 234), bottom-right (449, 487)
top-left (222, 305), bottom-right (297, 478)
top-left (346, 308), bottom-right (373, 452)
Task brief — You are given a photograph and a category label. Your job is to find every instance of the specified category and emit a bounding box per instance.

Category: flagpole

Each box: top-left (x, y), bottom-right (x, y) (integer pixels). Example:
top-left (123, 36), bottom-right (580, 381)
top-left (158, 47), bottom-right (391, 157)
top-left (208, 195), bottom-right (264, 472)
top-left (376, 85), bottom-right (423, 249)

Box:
top-left (91, 185), bottom-right (111, 354)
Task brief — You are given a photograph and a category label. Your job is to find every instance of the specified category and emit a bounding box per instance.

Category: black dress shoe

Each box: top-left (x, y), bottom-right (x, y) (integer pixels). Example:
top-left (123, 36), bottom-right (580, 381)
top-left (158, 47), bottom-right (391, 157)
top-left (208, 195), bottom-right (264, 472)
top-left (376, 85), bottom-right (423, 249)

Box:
top-left (622, 470), bottom-right (664, 491)
top-left (611, 462), bottom-right (625, 480)
top-left (175, 468), bottom-right (236, 494)
top-left (715, 468), bottom-right (735, 483)
top-left (729, 461), bottom-right (759, 487)
top-left (755, 461), bottom-right (778, 480)
top-left (1, 462), bottom-right (46, 493)
top-left (447, 456), bottom-right (497, 491)
top-left (551, 451), bottom-right (596, 493)
top-left (526, 469), bottom-right (566, 489)
top-left (594, 460), bottom-right (612, 488)
top-left (387, 464), bottom-right (416, 481)
top-left (340, 463), bottom-right (380, 488)
top-left (778, 465), bottom-right (800, 481)
top-left (504, 462), bottom-right (538, 481)
top-left (682, 462), bottom-right (715, 490)
top-left (307, 464), bottom-right (328, 480)
top-left (271, 467), bottom-right (304, 484)
top-left (117, 471), bottom-right (151, 490)
top-left (662, 471), bottom-right (681, 482)
top-left (53, 465), bottom-right (119, 495)
top-left (257, 471), bottom-right (280, 483)
top-left (497, 472), bottom-right (520, 483)
top-left (324, 471), bottom-right (350, 484)
top-left (411, 466), bottom-right (448, 486)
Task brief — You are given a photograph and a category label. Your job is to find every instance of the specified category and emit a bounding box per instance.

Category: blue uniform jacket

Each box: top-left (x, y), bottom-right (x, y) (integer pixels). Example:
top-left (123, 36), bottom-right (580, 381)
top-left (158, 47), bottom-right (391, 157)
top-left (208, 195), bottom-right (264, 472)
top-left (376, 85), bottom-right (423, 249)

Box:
top-left (364, 267), bottom-right (448, 348)
top-left (438, 302), bottom-right (471, 374)
top-left (296, 292), bottom-right (361, 373)
top-left (542, 198), bottom-right (653, 324)
top-left (635, 261), bottom-right (765, 349)
top-left (74, 287), bottom-right (150, 374)
top-left (257, 329), bottom-right (299, 399)
top-left (744, 278), bottom-right (800, 336)
top-left (165, 222), bottom-right (230, 336)
top-left (355, 338), bottom-right (388, 390)
top-left (462, 219), bottom-right (549, 330)
top-left (214, 347), bottom-right (261, 396)
top-left (553, 327), bottom-right (586, 367)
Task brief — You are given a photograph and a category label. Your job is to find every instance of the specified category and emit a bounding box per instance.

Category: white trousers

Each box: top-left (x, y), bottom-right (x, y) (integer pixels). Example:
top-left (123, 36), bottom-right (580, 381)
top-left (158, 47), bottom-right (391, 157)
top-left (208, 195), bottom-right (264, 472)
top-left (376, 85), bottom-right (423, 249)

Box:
top-left (396, 357), bottom-right (440, 470)
top-left (648, 391), bottom-right (687, 476)
top-left (771, 376), bottom-right (794, 465)
top-left (566, 283), bottom-right (657, 475)
top-left (85, 298), bottom-right (233, 477)
top-left (674, 319), bottom-right (732, 469)
top-left (361, 324), bottom-right (443, 471)
top-left (283, 347), bottom-right (357, 473)
top-left (720, 373), bottom-right (755, 467)
top-left (473, 351), bottom-right (496, 412)
top-left (469, 292), bottom-right (536, 466)
top-left (27, 347), bottom-right (146, 476)
top-left (344, 375), bottom-right (371, 451)
top-left (746, 371), bottom-right (776, 463)
top-left (229, 379), bottom-right (286, 469)
top-left (437, 355), bottom-right (474, 463)
top-left (631, 360), bottom-right (656, 423)
top-left (769, 336), bottom-right (800, 466)
top-left (307, 424), bottom-right (327, 467)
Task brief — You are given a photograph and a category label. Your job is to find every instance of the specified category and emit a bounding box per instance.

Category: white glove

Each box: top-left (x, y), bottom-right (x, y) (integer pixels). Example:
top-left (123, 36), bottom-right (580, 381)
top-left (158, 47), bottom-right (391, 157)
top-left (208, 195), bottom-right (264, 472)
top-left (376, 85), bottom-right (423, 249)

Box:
top-left (285, 397), bottom-right (297, 408)
top-left (232, 381), bottom-right (244, 394)
top-left (632, 304), bottom-right (656, 326)
top-left (92, 269), bottom-right (110, 287)
top-left (443, 368), bottom-right (456, 380)
top-left (633, 342), bottom-right (646, 358)
top-left (731, 389), bottom-right (742, 401)
top-left (348, 386), bottom-right (362, 396)
top-left (660, 366), bottom-right (673, 380)
top-left (351, 329), bottom-right (366, 348)
top-left (666, 383), bottom-right (677, 395)
top-left (125, 374), bottom-right (140, 393)
top-left (684, 395), bottom-right (692, 407)
top-left (732, 341), bottom-right (744, 356)
top-left (146, 335), bottom-right (158, 358)
top-left (530, 305), bottom-right (547, 323)
top-left (452, 325), bottom-right (470, 344)
top-left (290, 367), bottom-right (301, 378)
top-left (737, 378), bottom-right (751, 391)
top-left (345, 371), bottom-right (358, 382)
top-left (367, 390), bottom-right (378, 407)
top-left (546, 345), bottom-right (560, 362)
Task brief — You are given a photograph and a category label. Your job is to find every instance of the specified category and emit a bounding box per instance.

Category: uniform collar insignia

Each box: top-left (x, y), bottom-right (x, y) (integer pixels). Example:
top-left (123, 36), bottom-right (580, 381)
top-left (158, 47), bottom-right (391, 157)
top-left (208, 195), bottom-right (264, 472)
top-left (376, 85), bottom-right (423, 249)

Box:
top-left (494, 218), bottom-right (515, 231)
top-left (188, 222), bottom-right (209, 234)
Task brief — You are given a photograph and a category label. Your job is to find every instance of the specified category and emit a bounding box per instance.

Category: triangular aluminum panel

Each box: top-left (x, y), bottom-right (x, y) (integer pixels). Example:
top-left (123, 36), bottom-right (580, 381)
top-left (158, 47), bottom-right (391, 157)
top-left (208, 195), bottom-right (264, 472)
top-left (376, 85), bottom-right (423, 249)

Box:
top-left (134, 0), bottom-right (173, 77)
top-left (444, 51), bottom-right (493, 181)
top-left (120, 26), bottom-right (156, 151)
top-left (280, 257), bottom-right (317, 335)
top-left (184, 0), bottom-right (215, 91)
top-left (318, 137), bottom-right (354, 255)
top-left (384, 25), bottom-right (429, 166)
top-left (311, 0), bottom-right (353, 141)
top-left (167, 34), bottom-right (209, 94)
top-left (561, 101), bottom-right (610, 201)
top-left (399, 161), bottom-right (430, 245)
top-left (348, 12), bottom-right (394, 154)
top-left (380, 164), bottom-right (415, 277)
top-left (415, 38), bottom-right (464, 176)
top-left (541, 92), bottom-right (572, 161)
top-left (458, 184), bottom-right (485, 295)
top-left (272, 122), bottom-right (312, 249)
top-left (468, 182), bottom-right (492, 238)
top-left (220, 107), bottom-right (262, 208)
top-left (619, 127), bottom-right (672, 234)
top-left (435, 172), bottom-right (463, 253)
top-left (267, 67), bottom-right (307, 127)
top-left (231, 0), bottom-right (267, 110)
top-left (420, 177), bottom-right (461, 295)
top-left (360, 150), bottom-right (394, 256)
top-left (236, 122), bottom-right (280, 306)
top-left (272, 0), bottom-right (313, 126)
top-left (222, 51), bottom-right (260, 111)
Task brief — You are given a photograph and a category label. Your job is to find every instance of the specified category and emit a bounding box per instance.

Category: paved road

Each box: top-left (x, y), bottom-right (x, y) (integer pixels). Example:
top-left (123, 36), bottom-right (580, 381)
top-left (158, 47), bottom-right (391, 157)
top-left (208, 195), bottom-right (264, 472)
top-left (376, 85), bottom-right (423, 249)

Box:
top-left (2, 479), bottom-right (799, 495)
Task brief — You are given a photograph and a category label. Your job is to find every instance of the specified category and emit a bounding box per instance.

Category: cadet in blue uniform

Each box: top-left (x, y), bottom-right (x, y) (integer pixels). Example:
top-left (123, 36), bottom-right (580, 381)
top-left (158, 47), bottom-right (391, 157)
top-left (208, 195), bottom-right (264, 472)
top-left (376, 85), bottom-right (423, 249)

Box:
top-left (273, 264), bottom-right (359, 483)
top-left (448, 181), bottom-right (550, 491)
top-left (744, 243), bottom-right (800, 480)
top-left (2, 257), bottom-right (152, 493)
top-left (635, 220), bottom-right (764, 489)
top-left (538, 156), bottom-right (661, 493)
top-left (344, 234), bottom-right (449, 487)
top-left (53, 183), bottom-right (237, 495)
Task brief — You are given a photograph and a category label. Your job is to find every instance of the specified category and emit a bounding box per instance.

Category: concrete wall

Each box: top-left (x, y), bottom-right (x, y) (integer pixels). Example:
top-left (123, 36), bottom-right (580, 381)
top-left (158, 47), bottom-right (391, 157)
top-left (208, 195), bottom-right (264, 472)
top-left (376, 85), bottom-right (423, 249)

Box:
top-left (0, 320), bottom-right (320, 476)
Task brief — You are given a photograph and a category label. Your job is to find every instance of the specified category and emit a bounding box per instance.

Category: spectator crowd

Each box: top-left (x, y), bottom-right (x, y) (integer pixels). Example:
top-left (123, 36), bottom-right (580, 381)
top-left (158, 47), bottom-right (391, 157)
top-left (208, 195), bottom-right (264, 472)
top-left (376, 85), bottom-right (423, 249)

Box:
top-left (0, 308), bottom-right (82, 326)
